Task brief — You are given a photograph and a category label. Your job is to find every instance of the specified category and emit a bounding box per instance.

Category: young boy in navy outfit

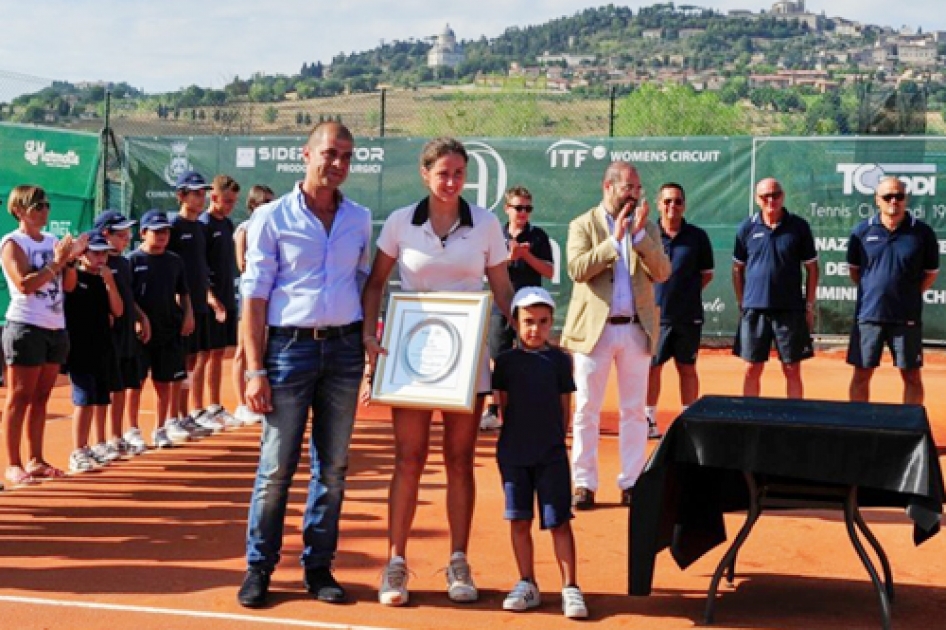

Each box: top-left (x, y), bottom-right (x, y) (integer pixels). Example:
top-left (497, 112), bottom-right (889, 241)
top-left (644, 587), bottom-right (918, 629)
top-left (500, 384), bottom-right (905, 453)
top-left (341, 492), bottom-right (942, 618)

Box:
top-left (169, 170), bottom-right (214, 438)
top-left (65, 231), bottom-right (124, 472)
top-left (95, 210), bottom-right (152, 456)
top-left (491, 286), bottom-right (588, 619)
top-left (129, 210), bottom-right (194, 448)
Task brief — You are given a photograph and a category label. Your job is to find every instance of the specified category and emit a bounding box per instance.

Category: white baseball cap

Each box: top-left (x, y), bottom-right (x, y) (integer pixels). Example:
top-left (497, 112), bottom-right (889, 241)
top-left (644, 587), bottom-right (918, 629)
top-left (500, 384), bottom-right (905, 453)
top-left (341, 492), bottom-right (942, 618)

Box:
top-left (512, 286), bottom-right (555, 312)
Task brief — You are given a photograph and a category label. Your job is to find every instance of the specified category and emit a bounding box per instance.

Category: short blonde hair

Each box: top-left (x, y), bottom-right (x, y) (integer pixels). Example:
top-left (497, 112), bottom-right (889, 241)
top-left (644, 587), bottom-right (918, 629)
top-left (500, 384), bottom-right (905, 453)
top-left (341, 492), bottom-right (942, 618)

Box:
top-left (7, 185), bottom-right (47, 220)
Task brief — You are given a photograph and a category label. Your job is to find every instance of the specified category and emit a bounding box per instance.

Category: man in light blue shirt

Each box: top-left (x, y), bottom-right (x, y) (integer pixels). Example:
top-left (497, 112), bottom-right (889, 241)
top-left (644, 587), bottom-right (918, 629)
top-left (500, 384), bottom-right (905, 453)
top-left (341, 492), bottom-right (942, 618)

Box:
top-left (238, 122), bottom-right (372, 608)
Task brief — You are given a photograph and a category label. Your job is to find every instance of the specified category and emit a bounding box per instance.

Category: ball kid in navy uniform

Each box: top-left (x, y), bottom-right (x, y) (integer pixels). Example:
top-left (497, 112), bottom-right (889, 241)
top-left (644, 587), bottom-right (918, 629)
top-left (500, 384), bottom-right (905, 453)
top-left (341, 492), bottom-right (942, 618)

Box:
top-left (128, 210), bottom-right (194, 448)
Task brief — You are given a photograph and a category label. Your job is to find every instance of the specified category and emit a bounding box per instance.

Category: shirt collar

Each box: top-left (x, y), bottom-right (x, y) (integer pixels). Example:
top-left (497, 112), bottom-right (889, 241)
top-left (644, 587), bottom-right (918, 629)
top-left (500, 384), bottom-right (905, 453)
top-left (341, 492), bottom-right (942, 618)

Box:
top-left (869, 212), bottom-right (915, 229)
top-left (411, 197), bottom-right (473, 227)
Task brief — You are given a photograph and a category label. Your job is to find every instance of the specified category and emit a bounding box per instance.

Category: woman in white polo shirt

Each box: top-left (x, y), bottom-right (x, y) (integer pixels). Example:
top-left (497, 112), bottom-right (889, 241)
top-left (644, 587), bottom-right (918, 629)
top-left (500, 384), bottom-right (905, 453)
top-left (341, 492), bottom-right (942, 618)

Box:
top-left (362, 137), bottom-right (513, 607)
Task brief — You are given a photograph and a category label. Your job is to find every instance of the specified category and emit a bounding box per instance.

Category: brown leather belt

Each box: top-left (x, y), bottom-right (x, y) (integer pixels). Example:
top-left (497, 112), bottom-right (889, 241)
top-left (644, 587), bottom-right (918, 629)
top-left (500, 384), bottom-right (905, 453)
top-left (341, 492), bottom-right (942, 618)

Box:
top-left (607, 315), bottom-right (640, 325)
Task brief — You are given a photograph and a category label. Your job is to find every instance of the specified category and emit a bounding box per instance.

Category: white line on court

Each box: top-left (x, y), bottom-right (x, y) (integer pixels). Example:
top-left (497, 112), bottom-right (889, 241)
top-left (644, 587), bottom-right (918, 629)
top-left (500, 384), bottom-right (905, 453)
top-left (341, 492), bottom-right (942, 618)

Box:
top-left (0, 595), bottom-right (401, 630)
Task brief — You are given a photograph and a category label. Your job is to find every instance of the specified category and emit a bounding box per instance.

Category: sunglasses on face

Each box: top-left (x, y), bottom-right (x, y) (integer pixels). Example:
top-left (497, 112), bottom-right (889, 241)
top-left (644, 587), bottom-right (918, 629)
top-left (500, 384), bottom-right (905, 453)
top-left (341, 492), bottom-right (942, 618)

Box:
top-left (508, 204), bottom-right (533, 213)
top-left (661, 198), bottom-right (684, 206)
top-left (880, 193), bottom-right (906, 202)
top-left (28, 201), bottom-right (51, 211)
top-left (758, 191), bottom-right (783, 201)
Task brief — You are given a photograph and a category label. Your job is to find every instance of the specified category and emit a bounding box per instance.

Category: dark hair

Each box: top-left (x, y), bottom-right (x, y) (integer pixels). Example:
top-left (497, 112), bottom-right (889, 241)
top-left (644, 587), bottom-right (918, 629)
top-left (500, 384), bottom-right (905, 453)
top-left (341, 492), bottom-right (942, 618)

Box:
top-left (658, 182), bottom-right (686, 202)
top-left (419, 137), bottom-right (468, 170)
top-left (246, 185), bottom-right (275, 212)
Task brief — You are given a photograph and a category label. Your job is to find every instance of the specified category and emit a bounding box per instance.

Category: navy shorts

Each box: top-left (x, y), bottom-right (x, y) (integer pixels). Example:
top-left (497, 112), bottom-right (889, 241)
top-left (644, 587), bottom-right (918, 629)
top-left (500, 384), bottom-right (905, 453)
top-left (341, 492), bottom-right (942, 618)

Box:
top-left (205, 309), bottom-right (238, 350)
top-left (2, 321), bottom-right (70, 367)
top-left (652, 322), bottom-right (701, 367)
top-left (184, 311), bottom-right (211, 355)
top-left (109, 355), bottom-right (143, 392)
top-left (70, 369), bottom-right (112, 406)
top-left (140, 335), bottom-right (187, 383)
top-left (499, 457), bottom-right (573, 530)
top-left (847, 322), bottom-right (923, 370)
top-left (487, 304), bottom-right (516, 361)
top-left (733, 308), bottom-right (814, 364)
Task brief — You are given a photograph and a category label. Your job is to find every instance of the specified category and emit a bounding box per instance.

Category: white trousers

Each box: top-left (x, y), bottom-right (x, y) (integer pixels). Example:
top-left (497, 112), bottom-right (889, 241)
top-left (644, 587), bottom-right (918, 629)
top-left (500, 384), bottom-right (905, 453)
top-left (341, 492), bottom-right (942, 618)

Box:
top-left (571, 322), bottom-right (651, 491)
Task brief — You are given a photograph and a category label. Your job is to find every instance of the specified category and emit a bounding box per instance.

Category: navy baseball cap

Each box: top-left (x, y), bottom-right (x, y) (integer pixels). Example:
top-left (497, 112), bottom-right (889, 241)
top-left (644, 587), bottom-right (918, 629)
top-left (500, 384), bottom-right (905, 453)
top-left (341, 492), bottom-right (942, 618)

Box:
top-left (85, 230), bottom-right (115, 252)
top-left (175, 170), bottom-right (211, 191)
top-left (93, 210), bottom-right (136, 232)
top-left (140, 209), bottom-right (172, 230)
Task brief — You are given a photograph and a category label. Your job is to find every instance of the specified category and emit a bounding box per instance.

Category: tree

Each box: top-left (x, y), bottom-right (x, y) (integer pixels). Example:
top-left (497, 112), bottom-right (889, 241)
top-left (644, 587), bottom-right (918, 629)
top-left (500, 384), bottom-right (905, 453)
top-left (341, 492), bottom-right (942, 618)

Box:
top-left (263, 105), bottom-right (279, 124)
top-left (614, 83), bottom-right (751, 136)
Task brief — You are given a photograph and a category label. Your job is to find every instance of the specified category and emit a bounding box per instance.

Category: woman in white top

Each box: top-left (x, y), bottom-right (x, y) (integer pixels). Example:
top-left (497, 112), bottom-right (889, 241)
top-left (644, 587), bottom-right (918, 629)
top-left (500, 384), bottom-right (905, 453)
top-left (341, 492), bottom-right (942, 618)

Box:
top-left (362, 137), bottom-right (514, 607)
top-left (1, 185), bottom-right (85, 487)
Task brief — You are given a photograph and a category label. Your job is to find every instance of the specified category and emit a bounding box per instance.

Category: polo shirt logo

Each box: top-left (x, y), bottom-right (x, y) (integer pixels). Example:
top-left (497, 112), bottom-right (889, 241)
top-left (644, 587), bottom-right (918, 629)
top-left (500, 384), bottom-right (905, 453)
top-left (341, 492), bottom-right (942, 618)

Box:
top-left (134, 266), bottom-right (148, 272)
top-left (866, 236), bottom-right (881, 242)
top-left (181, 234), bottom-right (193, 240)
top-left (752, 232), bottom-right (765, 239)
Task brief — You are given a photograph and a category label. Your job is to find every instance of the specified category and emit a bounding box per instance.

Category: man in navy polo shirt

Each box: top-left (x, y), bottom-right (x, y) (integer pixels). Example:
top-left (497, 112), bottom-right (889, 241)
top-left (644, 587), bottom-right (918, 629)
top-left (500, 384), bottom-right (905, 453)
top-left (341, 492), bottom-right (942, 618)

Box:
top-left (645, 183), bottom-right (714, 438)
top-left (846, 176), bottom-right (939, 404)
top-left (732, 177), bottom-right (818, 399)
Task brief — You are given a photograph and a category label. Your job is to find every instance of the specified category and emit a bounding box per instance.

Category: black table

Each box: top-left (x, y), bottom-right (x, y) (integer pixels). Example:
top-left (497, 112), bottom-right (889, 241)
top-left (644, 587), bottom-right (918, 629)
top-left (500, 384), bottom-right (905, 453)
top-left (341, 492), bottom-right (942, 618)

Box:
top-left (629, 395), bottom-right (945, 628)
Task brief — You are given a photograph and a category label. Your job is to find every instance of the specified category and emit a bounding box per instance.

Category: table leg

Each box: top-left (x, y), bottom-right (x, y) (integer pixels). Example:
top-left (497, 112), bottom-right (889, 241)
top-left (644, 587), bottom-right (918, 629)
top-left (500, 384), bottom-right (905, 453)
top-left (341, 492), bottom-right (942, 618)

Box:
top-left (853, 505), bottom-right (895, 602)
top-left (704, 473), bottom-right (761, 625)
top-left (844, 487), bottom-right (892, 630)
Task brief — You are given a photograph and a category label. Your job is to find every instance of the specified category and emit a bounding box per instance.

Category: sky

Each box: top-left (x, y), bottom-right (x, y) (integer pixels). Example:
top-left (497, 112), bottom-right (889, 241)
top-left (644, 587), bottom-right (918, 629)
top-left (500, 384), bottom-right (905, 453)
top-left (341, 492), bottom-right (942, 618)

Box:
top-left (2, 0), bottom-right (945, 100)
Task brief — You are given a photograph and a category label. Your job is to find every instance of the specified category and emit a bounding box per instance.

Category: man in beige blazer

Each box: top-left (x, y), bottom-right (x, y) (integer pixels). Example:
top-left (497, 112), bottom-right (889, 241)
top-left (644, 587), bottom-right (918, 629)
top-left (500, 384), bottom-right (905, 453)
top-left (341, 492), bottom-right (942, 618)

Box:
top-left (561, 161), bottom-right (671, 510)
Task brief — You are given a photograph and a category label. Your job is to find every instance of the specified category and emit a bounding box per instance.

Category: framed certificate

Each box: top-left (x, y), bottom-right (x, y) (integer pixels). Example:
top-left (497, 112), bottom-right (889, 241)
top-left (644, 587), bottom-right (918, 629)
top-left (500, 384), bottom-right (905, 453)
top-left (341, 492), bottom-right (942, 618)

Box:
top-left (370, 291), bottom-right (492, 412)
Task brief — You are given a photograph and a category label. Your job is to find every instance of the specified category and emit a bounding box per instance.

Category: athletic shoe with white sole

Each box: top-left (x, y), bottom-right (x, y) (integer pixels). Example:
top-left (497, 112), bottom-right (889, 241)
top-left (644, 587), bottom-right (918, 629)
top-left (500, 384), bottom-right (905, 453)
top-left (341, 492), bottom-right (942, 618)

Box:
top-left (165, 418), bottom-right (193, 443)
top-left (562, 585), bottom-right (589, 619)
top-left (235, 404), bottom-right (264, 425)
top-left (69, 447), bottom-right (97, 473)
top-left (379, 556), bottom-right (410, 606)
top-left (503, 579), bottom-right (541, 611)
top-left (123, 427), bottom-right (148, 455)
top-left (445, 552), bottom-right (478, 603)
top-left (152, 427), bottom-right (174, 449)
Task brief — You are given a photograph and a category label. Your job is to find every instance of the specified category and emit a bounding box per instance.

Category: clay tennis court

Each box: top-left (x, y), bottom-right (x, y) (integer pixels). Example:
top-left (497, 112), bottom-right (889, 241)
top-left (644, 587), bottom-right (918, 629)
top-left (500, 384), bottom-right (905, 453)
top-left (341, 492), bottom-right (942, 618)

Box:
top-left (1, 349), bottom-right (944, 629)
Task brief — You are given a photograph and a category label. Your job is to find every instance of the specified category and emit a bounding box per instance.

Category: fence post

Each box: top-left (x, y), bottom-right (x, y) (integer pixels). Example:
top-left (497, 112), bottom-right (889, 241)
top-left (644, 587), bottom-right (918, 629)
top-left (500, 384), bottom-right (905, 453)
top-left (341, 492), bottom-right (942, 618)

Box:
top-left (101, 90), bottom-right (111, 210)
top-left (380, 88), bottom-right (387, 138)
top-left (609, 85), bottom-right (616, 138)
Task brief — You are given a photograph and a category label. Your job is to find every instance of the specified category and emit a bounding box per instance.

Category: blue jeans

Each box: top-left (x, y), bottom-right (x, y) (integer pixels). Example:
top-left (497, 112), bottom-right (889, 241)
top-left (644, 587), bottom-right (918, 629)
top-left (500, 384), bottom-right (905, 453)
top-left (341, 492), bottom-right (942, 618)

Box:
top-left (245, 328), bottom-right (363, 572)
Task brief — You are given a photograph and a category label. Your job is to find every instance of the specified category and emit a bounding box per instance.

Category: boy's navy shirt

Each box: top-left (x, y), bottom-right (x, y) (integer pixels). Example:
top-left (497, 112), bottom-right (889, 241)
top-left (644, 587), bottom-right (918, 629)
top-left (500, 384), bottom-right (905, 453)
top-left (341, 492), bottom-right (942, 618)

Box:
top-left (492, 345), bottom-right (576, 466)
top-left (169, 214), bottom-right (209, 314)
top-left (65, 268), bottom-right (114, 373)
top-left (199, 211), bottom-right (237, 311)
top-left (732, 209), bottom-right (817, 311)
top-left (128, 248), bottom-right (189, 343)
top-left (108, 254), bottom-right (138, 358)
top-left (656, 219), bottom-right (714, 325)
top-left (847, 213), bottom-right (940, 324)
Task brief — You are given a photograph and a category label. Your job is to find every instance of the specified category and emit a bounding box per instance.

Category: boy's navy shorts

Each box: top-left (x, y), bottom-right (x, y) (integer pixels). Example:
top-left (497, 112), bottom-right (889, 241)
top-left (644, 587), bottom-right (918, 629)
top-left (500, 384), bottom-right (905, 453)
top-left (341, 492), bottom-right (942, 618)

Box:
top-left (205, 309), bottom-right (238, 350)
top-left (652, 322), bottom-right (702, 367)
top-left (70, 369), bottom-right (112, 406)
top-left (140, 336), bottom-right (187, 383)
top-left (499, 457), bottom-right (573, 530)
top-left (184, 311), bottom-right (211, 355)
top-left (109, 355), bottom-right (143, 392)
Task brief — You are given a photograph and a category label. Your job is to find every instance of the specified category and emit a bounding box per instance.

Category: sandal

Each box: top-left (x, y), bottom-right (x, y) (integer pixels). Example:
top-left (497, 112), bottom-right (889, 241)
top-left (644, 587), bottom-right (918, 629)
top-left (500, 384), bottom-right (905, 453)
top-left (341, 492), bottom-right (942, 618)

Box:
top-left (4, 466), bottom-right (40, 487)
top-left (26, 461), bottom-right (67, 480)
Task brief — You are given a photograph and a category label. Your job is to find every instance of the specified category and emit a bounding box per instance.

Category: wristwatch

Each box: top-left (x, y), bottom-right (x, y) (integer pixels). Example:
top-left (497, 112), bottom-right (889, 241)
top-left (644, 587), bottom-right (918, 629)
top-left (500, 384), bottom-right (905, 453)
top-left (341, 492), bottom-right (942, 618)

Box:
top-left (244, 369), bottom-right (268, 381)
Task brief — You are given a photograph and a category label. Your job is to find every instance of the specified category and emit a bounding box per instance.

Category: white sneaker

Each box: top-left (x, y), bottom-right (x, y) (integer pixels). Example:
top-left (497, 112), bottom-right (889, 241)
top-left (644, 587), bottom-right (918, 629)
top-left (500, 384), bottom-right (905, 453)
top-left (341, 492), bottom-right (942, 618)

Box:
top-left (165, 418), bottom-right (192, 443)
top-left (503, 579), bottom-right (541, 611)
top-left (180, 414), bottom-right (214, 438)
top-left (69, 447), bottom-right (97, 473)
top-left (647, 419), bottom-right (662, 440)
top-left (152, 427), bottom-right (173, 449)
top-left (379, 556), bottom-right (410, 606)
top-left (445, 551), bottom-right (478, 602)
top-left (206, 404), bottom-right (243, 429)
top-left (90, 442), bottom-right (119, 465)
top-left (109, 437), bottom-right (132, 458)
top-left (235, 404), bottom-right (264, 425)
top-left (195, 406), bottom-right (227, 433)
top-left (479, 409), bottom-right (501, 431)
top-left (123, 428), bottom-right (148, 455)
top-left (562, 585), bottom-right (589, 619)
